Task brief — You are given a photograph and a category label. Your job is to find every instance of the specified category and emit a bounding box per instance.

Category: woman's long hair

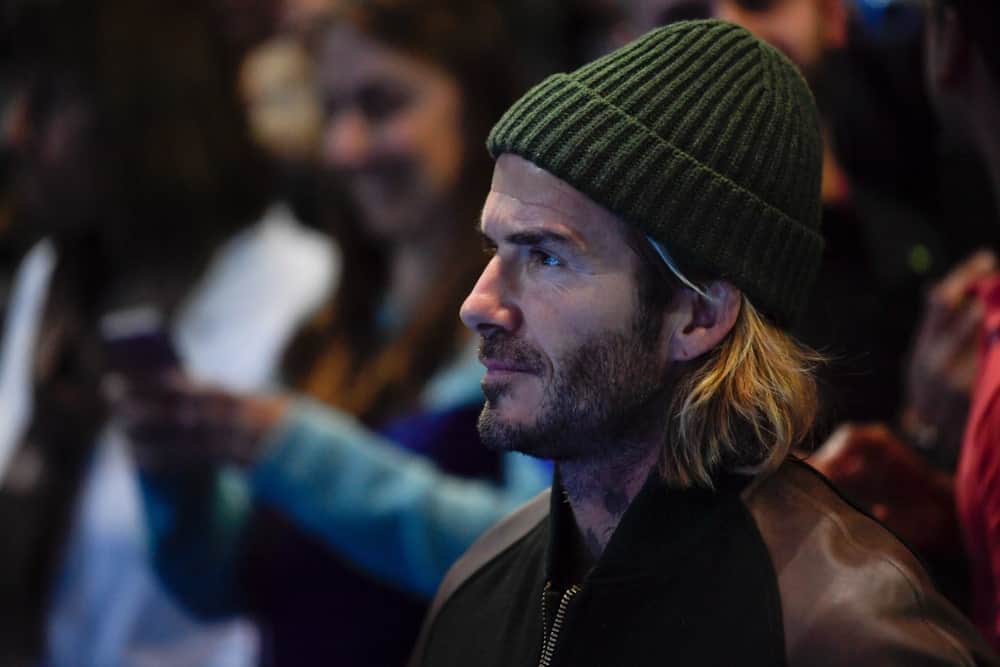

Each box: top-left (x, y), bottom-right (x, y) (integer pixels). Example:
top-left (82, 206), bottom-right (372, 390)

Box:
top-left (283, 0), bottom-right (522, 425)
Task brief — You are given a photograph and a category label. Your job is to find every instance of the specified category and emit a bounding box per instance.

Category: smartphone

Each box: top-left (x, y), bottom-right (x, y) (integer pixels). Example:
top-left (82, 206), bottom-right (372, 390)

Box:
top-left (99, 306), bottom-right (181, 373)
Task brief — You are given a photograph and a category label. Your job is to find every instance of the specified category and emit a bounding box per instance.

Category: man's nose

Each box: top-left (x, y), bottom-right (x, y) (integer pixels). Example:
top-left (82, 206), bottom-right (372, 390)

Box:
top-left (460, 256), bottom-right (521, 335)
top-left (321, 109), bottom-right (371, 169)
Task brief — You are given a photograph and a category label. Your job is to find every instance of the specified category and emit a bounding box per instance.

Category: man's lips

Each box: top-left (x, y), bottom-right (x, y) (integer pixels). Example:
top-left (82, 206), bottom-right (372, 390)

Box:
top-left (480, 358), bottom-right (538, 374)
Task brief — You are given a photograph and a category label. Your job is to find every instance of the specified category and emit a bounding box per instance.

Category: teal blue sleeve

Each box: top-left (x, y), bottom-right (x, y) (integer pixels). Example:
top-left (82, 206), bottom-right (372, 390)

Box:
top-left (250, 399), bottom-right (550, 597)
top-left (141, 398), bottom-right (550, 613)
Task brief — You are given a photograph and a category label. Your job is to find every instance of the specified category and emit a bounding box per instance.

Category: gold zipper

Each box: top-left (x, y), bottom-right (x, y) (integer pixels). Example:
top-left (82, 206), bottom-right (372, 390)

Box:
top-left (538, 583), bottom-right (582, 667)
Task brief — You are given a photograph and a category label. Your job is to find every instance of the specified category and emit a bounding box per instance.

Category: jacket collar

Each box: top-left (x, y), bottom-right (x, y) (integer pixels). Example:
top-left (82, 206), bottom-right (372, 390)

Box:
top-left (546, 466), bottom-right (752, 585)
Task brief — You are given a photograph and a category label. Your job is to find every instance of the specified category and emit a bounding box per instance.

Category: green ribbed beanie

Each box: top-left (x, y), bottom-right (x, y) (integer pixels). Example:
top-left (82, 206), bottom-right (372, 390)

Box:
top-left (488, 20), bottom-right (824, 327)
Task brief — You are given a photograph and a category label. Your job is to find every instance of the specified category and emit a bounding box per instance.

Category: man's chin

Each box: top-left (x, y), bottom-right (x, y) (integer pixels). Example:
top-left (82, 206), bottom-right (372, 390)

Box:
top-left (478, 405), bottom-right (529, 451)
top-left (476, 404), bottom-right (561, 461)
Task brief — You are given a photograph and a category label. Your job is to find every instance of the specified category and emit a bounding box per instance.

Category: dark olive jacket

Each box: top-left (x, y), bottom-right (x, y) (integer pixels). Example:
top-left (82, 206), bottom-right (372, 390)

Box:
top-left (411, 460), bottom-right (997, 666)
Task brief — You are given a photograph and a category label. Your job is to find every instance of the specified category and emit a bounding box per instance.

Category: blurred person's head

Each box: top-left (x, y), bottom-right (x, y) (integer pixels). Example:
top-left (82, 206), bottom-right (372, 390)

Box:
top-left (624, 0), bottom-right (715, 37)
top-left (5, 1), bottom-right (102, 238)
top-left (309, 0), bottom-right (516, 245)
top-left (10, 0), bottom-right (270, 308)
top-left (565, 0), bottom-right (715, 61)
top-left (285, 0), bottom-right (521, 423)
top-left (924, 0), bottom-right (1000, 166)
top-left (95, 0), bottom-right (271, 270)
top-left (716, 0), bottom-right (848, 81)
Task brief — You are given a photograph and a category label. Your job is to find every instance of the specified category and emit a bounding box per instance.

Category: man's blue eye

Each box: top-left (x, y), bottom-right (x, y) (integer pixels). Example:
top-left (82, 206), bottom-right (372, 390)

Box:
top-left (532, 250), bottom-right (562, 267)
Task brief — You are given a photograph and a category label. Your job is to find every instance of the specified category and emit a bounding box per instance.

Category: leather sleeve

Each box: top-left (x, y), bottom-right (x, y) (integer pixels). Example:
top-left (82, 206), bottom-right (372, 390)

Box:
top-left (745, 462), bottom-right (999, 666)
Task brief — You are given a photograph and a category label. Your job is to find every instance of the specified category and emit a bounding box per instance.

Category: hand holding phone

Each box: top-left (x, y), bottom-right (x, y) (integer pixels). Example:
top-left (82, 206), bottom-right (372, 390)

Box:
top-left (100, 306), bottom-right (180, 374)
top-left (99, 306), bottom-right (287, 468)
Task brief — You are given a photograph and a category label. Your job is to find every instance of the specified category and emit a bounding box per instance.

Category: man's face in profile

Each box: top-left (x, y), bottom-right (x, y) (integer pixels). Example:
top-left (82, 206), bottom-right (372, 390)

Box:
top-left (460, 154), bottom-right (675, 465)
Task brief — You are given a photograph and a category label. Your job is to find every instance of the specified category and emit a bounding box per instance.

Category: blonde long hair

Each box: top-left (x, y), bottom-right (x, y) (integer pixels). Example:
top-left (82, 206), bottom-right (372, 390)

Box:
top-left (662, 296), bottom-right (823, 488)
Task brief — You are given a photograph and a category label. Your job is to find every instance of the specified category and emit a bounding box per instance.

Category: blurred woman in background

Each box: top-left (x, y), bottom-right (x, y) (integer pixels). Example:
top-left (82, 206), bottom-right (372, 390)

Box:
top-left (128, 1), bottom-right (549, 664)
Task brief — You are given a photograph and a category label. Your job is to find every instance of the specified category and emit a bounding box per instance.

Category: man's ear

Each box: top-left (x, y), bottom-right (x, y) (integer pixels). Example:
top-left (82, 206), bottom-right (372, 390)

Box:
top-left (666, 281), bottom-right (741, 362)
top-left (927, 4), bottom-right (971, 89)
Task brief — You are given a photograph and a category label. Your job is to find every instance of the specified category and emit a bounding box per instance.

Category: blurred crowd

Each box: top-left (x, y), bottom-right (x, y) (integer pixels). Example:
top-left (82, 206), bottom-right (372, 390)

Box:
top-left (0, 0), bottom-right (998, 665)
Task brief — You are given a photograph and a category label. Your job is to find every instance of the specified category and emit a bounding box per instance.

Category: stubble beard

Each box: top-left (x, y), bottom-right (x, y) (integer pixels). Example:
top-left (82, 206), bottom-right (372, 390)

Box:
top-left (476, 309), bottom-right (670, 467)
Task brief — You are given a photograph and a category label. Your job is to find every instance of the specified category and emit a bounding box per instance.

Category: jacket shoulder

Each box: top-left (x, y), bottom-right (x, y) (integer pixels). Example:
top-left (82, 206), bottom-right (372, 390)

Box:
top-left (744, 459), bottom-right (996, 666)
top-left (408, 488), bottom-right (550, 666)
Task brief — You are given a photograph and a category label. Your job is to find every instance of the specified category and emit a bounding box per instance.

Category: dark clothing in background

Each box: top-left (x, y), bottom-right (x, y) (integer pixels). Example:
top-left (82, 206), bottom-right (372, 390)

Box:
top-left (797, 14), bottom-right (998, 438)
top-left (799, 197), bottom-right (935, 435)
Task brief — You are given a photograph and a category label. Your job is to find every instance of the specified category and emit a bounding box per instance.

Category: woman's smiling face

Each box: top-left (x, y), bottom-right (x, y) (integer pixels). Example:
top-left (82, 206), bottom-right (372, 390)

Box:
top-left (316, 23), bottom-right (464, 242)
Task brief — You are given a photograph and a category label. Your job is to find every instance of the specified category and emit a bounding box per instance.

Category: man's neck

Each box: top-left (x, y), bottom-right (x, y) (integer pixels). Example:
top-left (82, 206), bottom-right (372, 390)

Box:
top-left (558, 443), bottom-right (662, 569)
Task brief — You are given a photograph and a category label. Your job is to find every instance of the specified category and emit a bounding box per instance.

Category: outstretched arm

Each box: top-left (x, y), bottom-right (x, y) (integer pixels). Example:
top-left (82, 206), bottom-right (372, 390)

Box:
top-left (250, 399), bottom-right (548, 597)
top-left (131, 384), bottom-right (549, 616)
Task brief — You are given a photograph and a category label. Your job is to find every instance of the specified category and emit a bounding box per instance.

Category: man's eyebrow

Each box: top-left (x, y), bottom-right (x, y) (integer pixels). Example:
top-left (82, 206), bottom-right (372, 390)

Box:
top-left (505, 230), bottom-right (578, 248)
top-left (477, 222), bottom-right (581, 249)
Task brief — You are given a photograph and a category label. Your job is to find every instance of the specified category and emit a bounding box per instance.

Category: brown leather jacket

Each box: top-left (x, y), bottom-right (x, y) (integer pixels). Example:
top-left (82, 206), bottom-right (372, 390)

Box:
top-left (412, 460), bottom-right (997, 666)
